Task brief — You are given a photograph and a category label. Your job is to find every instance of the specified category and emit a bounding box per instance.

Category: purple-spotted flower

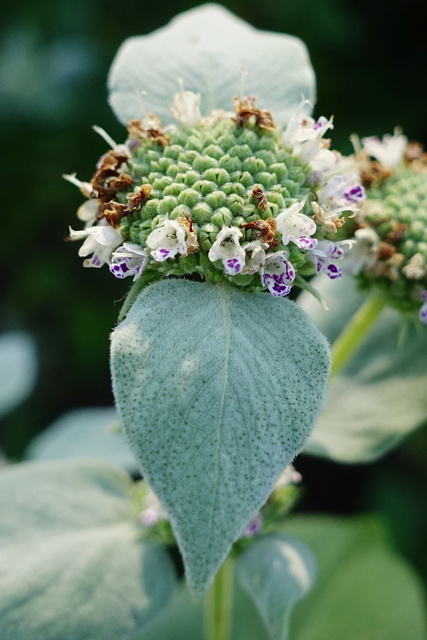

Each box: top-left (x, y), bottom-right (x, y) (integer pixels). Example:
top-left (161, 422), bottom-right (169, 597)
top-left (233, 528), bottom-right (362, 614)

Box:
top-left (242, 241), bottom-right (267, 274)
top-left (309, 239), bottom-right (345, 279)
top-left (419, 291), bottom-right (427, 324)
top-left (275, 200), bottom-right (317, 250)
top-left (261, 251), bottom-right (296, 297)
top-left (69, 219), bottom-right (122, 268)
top-left (241, 512), bottom-right (263, 538)
top-left (341, 228), bottom-right (379, 276)
top-left (362, 129), bottom-right (407, 169)
top-left (146, 217), bottom-right (188, 262)
top-left (318, 174), bottom-right (365, 212)
top-left (283, 100), bottom-right (334, 164)
top-left (109, 243), bottom-right (148, 280)
top-left (208, 226), bottom-right (246, 275)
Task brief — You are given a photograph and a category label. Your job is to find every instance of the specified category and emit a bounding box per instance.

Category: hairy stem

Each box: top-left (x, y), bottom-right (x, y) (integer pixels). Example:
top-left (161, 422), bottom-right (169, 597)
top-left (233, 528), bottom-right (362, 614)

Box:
top-left (330, 292), bottom-right (386, 378)
top-left (204, 557), bottom-right (234, 640)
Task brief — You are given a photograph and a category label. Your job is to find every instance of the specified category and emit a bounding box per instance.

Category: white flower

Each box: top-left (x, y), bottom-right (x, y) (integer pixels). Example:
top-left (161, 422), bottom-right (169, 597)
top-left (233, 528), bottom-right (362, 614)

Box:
top-left (63, 173), bottom-right (95, 198)
top-left (402, 253), bottom-right (426, 280)
top-left (261, 251), bottom-right (296, 297)
top-left (341, 228), bottom-right (379, 276)
top-left (274, 464), bottom-right (302, 488)
top-left (419, 291), bottom-right (427, 324)
top-left (309, 239), bottom-right (346, 279)
top-left (208, 226), bottom-right (246, 275)
top-left (171, 89), bottom-right (202, 127)
top-left (242, 241), bottom-right (267, 274)
top-left (69, 220), bottom-right (122, 268)
top-left (109, 243), bottom-right (148, 280)
top-left (362, 129), bottom-right (407, 169)
top-left (139, 488), bottom-right (168, 527)
top-left (283, 100), bottom-right (334, 164)
top-left (275, 200), bottom-right (317, 250)
top-left (146, 218), bottom-right (189, 262)
top-left (77, 199), bottom-right (99, 226)
top-left (317, 173), bottom-right (365, 212)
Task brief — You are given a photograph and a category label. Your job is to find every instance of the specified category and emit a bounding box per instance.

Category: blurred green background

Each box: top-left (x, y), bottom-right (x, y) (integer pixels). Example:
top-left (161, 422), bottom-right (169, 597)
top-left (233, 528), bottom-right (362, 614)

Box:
top-left (1, 0), bottom-right (426, 589)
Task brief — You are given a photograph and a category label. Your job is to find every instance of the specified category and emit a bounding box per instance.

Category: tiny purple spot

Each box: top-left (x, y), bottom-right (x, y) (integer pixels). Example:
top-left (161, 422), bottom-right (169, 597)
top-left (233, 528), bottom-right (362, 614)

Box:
top-left (344, 185), bottom-right (364, 203)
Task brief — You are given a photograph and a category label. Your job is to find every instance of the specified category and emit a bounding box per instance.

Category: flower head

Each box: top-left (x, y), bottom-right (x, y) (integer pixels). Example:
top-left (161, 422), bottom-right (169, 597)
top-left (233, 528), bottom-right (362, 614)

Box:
top-left (66, 93), bottom-right (364, 303)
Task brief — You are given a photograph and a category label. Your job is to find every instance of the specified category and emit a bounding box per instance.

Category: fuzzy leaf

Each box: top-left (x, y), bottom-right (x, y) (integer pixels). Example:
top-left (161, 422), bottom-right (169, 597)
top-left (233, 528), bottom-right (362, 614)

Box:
top-left (26, 407), bottom-right (138, 472)
top-left (110, 279), bottom-right (330, 593)
top-left (108, 3), bottom-right (315, 128)
top-left (237, 535), bottom-right (316, 640)
top-left (0, 331), bottom-right (37, 418)
top-left (0, 459), bottom-right (176, 640)
top-left (299, 275), bottom-right (427, 462)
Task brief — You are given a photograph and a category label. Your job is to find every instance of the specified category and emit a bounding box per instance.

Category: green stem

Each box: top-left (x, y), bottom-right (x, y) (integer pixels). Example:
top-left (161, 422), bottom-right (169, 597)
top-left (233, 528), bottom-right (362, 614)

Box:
top-left (330, 292), bottom-right (386, 378)
top-left (204, 557), bottom-right (234, 640)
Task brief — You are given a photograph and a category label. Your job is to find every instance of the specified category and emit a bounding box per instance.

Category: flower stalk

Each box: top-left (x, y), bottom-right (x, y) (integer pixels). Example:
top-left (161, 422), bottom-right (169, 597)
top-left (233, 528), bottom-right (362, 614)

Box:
top-left (330, 292), bottom-right (386, 378)
top-left (204, 557), bottom-right (234, 640)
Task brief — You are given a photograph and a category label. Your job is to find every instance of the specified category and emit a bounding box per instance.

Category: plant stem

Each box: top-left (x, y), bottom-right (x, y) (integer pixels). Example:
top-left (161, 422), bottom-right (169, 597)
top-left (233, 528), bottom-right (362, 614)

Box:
top-left (204, 557), bottom-right (234, 640)
top-left (330, 292), bottom-right (386, 378)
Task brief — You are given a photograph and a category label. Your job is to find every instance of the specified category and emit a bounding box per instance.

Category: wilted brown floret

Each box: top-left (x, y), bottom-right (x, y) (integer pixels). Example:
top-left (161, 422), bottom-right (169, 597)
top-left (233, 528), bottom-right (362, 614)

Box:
top-left (360, 161), bottom-right (392, 188)
top-left (127, 117), bottom-right (170, 146)
top-left (232, 96), bottom-right (275, 131)
top-left (242, 218), bottom-right (278, 249)
top-left (251, 186), bottom-right (269, 212)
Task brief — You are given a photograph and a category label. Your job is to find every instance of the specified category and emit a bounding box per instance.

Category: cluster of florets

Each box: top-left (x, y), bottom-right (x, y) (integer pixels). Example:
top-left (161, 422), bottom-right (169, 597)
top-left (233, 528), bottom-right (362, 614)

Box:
top-left (342, 130), bottom-right (427, 323)
top-left (66, 92), bottom-right (364, 299)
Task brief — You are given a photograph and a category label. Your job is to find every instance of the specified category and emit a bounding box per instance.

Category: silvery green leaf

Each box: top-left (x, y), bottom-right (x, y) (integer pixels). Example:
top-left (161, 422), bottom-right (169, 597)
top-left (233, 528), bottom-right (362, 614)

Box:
top-left (237, 535), bottom-right (316, 640)
top-left (108, 4), bottom-right (315, 128)
top-left (110, 279), bottom-right (330, 593)
top-left (0, 331), bottom-right (37, 418)
top-left (299, 275), bottom-right (427, 462)
top-left (26, 407), bottom-right (138, 473)
top-left (0, 459), bottom-right (176, 640)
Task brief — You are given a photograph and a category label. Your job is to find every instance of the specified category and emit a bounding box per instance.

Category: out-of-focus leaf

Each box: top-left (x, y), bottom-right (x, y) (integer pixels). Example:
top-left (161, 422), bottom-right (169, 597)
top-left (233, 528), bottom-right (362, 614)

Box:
top-left (237, 534), bottom-right (316, 640)
top-left (299, 275), bottom-right (427, 462)
top-left (284, 516), bottom-right (427, 640)
top-left (0, 459), bottom-right (176, 640)
top-left (0, 332), bottom-right (37, 418)
top-left (26, 407), bottom-right (138, 473)
top-left (108, 3), bottom-right (315, 128)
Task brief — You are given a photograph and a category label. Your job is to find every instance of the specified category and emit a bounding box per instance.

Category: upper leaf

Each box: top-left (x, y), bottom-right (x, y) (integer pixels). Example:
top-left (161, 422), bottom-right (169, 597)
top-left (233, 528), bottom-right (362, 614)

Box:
top-left (110, 279), bottom-right (330, 593)
top-left (0, 459), bottom-right (176, 640)
top-left (108, 3), bottom-right (315, 128)
top-left (237, 534), bottom-right (316, 640)
top-left (299, 275), bottom-right (427, 462)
